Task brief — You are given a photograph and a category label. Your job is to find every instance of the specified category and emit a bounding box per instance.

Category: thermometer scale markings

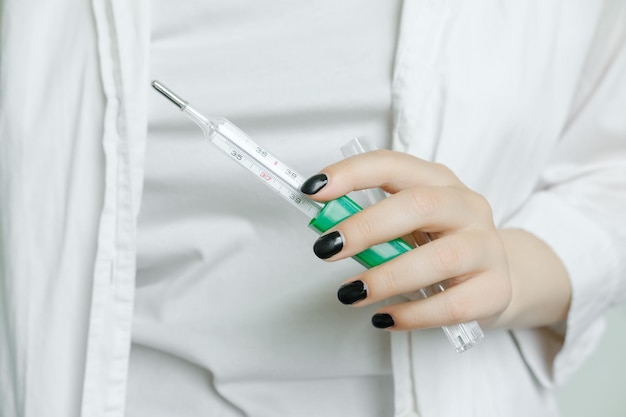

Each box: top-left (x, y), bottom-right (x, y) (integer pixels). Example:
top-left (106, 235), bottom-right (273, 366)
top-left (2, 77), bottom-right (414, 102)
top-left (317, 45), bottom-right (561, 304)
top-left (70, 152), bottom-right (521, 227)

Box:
top-left (210, 129), bottom-right (322, 218)
top-left (214, 121), bottom-right (308, 191)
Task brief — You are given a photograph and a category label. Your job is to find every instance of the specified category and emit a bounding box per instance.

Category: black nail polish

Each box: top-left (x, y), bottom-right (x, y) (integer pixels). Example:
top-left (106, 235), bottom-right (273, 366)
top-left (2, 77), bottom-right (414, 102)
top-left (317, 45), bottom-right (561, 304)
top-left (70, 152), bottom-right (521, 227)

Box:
top-left (300, 173), bottom-right (328, 195)
top-left (313, 231), bottom-right (343, 259)
top-left (337, 280), bottom-right (367, 305)
top-left (372, 313), bottom-right (394, 329)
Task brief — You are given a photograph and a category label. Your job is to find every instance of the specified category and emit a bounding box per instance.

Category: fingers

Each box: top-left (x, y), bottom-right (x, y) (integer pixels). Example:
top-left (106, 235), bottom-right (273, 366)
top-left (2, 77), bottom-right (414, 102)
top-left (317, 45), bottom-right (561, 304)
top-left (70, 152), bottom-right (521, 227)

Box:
top-left (300, 150), bottom-right (460, 201)
top-left (371, 271), bottom-right (511, 330)
top-left (301, 150), bottom-right (511, 331)
top-left (344, 235), bottom-right (511, 330)
top-left (338, 231), bottom-right (511, 330)
top-left (336, 232), bottom-right (498, 308)
top-left (311, 186), bottom-right (490, 261)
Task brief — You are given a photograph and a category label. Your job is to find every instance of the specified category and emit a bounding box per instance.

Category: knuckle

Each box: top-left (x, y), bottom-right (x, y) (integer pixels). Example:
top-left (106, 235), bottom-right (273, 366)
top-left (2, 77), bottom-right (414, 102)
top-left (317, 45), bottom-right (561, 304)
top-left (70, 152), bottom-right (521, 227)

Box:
top-left (430, 241), bottom-right (465, 275)
top-left (468, 191), bottom-right (493, 219)
top-left (377, 265), bottom-right (400, 294)
top-left (441, 291), bottom-right (470, 323)
top-left (352, 214), bottom-right (376, 242)
top-left (407, 187), bottom-right (441, 218)
top-left (369, 149), bottom-right (396, 170)
top-left (431, 162), bottom-right (457, 181)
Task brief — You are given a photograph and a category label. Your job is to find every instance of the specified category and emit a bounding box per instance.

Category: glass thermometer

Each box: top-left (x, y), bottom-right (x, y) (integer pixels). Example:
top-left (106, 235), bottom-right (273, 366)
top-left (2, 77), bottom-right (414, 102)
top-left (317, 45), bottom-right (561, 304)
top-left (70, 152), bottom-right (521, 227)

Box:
top-left (151, 80), bottom-right (484, 352)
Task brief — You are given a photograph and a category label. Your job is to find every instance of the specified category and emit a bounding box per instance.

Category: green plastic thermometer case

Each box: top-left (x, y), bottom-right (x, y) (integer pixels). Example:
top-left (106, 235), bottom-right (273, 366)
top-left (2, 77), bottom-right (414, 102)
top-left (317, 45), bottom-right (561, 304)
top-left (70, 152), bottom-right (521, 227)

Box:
top-left (309, 196), bottom-right (412, 268)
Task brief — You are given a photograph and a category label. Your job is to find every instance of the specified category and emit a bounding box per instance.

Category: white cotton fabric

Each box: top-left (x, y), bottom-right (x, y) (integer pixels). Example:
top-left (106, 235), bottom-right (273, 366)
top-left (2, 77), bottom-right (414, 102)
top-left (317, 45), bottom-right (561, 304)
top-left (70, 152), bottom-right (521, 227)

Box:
top-left (127, 2), bottom-right (400, 416)
top-left (1, 1), bottom-right (626, 417)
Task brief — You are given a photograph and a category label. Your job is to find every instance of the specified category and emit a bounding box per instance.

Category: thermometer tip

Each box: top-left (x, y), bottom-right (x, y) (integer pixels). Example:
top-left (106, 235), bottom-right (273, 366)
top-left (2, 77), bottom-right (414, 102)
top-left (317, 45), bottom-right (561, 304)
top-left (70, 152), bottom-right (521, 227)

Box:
top-left (151, 80), bottom-right (187, 109)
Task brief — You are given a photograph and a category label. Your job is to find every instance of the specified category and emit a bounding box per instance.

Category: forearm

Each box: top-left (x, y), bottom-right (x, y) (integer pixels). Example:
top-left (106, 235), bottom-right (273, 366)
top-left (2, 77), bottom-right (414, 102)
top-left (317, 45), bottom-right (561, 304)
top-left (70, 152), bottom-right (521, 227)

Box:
top-left (494, 228), bottom-right (571, 329)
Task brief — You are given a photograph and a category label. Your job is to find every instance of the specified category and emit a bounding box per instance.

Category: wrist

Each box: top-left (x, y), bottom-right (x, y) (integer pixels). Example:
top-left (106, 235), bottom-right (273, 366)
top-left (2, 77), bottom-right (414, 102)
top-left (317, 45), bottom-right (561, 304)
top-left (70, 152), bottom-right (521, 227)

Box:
top-left (493, 228), bottom-right (571, 329)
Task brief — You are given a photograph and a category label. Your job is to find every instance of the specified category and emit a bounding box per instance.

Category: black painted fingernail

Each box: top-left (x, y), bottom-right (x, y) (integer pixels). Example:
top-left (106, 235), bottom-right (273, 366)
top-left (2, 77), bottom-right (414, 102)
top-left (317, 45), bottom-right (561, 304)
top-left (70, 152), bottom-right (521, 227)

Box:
top-left (313, 231), bottom-right (343, 259)
top-left (372, 313), bottom-right (394, 329)
top-left (300, 173), bottom-right (328, 195)
top-left (337, 280), bottom-right (367, 305)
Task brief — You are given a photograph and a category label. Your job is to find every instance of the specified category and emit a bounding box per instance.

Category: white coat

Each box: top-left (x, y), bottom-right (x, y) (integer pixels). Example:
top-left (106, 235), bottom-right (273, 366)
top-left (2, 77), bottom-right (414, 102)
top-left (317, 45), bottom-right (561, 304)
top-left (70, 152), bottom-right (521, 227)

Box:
top-left (1, 1), bottom-right (625, 416)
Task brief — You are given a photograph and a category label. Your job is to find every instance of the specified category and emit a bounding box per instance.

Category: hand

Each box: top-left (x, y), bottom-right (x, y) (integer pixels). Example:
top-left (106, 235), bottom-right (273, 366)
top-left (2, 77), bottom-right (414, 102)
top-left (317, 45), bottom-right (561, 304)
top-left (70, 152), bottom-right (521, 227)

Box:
top-left (300, 150), bottom-right (514, 331)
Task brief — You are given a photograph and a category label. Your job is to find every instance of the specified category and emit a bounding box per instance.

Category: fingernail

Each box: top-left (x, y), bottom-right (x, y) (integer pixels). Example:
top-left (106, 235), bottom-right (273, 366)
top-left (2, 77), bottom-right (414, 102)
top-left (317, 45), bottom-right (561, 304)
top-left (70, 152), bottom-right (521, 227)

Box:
top-left (300, 173), bottom-right (328, 195)
top-left (337, 280), bottom-right (367, 305)
top-left (313, 231), bottom-right (343, 259)
top-left (372, 313), bottom-right (395, 329)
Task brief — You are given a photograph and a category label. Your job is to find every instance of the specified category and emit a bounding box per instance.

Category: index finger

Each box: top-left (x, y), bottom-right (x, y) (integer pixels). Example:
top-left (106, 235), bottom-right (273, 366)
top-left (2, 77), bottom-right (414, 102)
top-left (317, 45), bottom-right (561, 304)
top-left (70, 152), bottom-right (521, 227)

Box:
top-left (300, 150), bottom-right (460, 201)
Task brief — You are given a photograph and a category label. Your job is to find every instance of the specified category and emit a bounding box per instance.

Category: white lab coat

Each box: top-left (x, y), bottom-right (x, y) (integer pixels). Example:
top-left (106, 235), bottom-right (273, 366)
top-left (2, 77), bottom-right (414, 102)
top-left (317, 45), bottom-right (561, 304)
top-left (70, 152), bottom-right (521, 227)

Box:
top-left (1, 1), bottom-right (626, 417)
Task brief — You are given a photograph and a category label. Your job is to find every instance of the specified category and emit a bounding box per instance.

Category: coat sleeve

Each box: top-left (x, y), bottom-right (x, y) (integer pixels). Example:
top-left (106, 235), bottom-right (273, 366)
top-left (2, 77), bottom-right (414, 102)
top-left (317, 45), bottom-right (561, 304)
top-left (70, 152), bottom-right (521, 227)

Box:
top-left (503, 3), bottom-right (626, 387)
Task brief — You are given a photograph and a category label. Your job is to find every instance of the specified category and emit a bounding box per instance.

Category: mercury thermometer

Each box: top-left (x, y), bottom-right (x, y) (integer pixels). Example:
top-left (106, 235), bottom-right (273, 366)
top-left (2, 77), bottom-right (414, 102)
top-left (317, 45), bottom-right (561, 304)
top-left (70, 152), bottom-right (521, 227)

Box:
top-left (151, 80), bottom-right (484, 352)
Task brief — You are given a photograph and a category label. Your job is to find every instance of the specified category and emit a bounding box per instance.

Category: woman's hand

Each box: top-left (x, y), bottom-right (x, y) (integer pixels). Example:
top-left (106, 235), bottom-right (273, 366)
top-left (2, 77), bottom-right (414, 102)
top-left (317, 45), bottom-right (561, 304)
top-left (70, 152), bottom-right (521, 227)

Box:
top-left (301, 150), bottom-right (571, 331)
